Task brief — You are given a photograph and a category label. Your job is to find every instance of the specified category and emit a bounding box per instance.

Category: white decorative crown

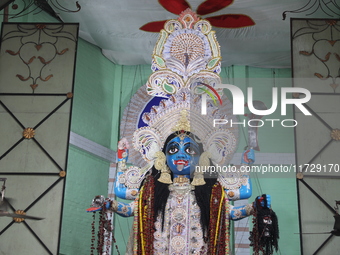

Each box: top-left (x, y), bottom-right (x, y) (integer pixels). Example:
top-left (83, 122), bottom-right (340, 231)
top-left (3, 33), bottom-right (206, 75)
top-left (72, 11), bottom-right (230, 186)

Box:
top-left (120, 9), bottom-right (239, 169)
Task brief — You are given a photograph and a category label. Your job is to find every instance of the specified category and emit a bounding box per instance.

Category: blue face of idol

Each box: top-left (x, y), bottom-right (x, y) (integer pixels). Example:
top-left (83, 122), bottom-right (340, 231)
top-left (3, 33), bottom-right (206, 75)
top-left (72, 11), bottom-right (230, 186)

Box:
top-left (165, 136), bottom-right (200, 177)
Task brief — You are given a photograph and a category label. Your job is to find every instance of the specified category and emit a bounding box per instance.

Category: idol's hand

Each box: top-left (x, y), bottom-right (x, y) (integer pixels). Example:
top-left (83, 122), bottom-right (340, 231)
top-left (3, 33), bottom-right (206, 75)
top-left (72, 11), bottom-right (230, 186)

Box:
top-left (241, 148), bottom-right (255, 164)
top-left (117, 137), bottom-right (129, 162)
top-left (86, 195), bottom-right (112, 212)
top-left (255, 194), bottom-right (271, 209)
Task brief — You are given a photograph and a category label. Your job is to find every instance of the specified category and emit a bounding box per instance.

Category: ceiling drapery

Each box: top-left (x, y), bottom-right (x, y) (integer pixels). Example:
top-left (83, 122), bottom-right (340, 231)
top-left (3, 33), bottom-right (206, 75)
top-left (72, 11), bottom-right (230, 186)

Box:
top-left (49, 0), bottom-right (339, 68)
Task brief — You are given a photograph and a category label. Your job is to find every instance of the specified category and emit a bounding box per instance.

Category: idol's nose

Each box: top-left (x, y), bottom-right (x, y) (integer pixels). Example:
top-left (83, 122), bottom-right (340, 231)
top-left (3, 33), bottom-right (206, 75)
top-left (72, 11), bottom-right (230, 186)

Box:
top-left (176, 150), bottom-right (187, 159)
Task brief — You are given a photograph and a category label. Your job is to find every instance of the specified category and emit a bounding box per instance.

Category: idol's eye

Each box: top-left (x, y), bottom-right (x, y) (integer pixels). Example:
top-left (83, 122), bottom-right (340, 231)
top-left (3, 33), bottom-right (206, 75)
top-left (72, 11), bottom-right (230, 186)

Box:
top-left (168, 146), bottom-right (178, 155)
top-left (185, 147), bottom-right (197, 155)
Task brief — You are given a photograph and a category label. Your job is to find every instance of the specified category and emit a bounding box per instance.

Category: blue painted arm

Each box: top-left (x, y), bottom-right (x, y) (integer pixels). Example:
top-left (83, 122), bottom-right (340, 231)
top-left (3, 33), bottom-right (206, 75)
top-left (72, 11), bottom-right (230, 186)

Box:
top-left (223, 175), bottom-right (252, 201)
top-left (114, 171), bottom-right (139, 200)
top-left (86, 195), bottom-right (135, 217)
top-left (229, 195), bottom-right (272, 221)
top-left (112, 200), bottom-right (135, 217)
top-left (241, 148), bottom-right (255, 165)
top-left (239, 177), bottom-right (252, 199)
top-left (114, 138), bottom-right (139, 200)
top-left (230, 203), bottom-right (254, 221)
top-left (224, 148), bottom-right (254, 200)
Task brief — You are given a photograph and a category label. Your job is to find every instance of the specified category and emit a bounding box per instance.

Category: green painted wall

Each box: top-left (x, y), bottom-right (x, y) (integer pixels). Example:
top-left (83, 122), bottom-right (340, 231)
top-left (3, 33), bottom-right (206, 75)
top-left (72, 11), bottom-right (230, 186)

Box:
top-left (59, 38), bottom-right (116, 254)
top-left (110, 65), bottom-right (152, 149)
top-left (70, 39), bottom-right (116, 148)
top-left (59, 146), bottom-right (110, 255)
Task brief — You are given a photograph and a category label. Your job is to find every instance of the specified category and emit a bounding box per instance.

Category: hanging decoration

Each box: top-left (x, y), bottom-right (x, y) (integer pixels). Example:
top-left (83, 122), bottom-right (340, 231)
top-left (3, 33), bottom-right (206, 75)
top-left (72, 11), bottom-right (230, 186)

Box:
top-left (250, 195), bottom-right (279, 255)
top-left (89, 196), bottom-right (121, 255)
top-left (0, 0), bottom-right (80, 21)
top-left (292, 20), bottom-right (340, 92)
top-left (3, 23), bottom-right (77, 92)
top-left (282, 0), bottom-right (340, 20)
top-left (140, 0), bottom-right (255, 32)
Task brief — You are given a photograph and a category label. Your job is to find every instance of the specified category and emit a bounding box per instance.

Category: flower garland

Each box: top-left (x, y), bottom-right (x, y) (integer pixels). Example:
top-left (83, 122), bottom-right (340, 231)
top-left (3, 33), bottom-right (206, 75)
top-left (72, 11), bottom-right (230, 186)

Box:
top-left (91, 212), bottom-right (96, 255)
top-left (90, 209), bottom-right (121, 255)
top-left (97, 211), bottom-right (105, 254)
top-left (136, 175), bottom-right (155, 254)
top-left (208, 182), bottom-right (230, 255)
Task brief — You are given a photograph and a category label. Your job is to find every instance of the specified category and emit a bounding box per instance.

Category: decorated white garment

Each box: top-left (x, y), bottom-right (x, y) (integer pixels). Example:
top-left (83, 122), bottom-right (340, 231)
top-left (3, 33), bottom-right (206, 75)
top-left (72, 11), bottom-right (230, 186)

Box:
top-left (153, 183), bottom-right (206, 254)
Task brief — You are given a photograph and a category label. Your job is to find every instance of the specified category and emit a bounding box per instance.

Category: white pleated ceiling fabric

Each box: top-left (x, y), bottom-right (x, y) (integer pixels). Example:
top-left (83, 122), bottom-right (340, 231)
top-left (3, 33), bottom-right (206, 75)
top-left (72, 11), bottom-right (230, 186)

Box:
top-left (55, 0), bottom-right (338, 68)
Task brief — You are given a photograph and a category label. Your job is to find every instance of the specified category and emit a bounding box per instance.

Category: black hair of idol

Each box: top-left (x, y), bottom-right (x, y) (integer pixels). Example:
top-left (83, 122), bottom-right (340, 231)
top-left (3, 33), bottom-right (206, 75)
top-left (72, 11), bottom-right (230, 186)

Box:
top-left (151, 132), bottom-right (217, 235)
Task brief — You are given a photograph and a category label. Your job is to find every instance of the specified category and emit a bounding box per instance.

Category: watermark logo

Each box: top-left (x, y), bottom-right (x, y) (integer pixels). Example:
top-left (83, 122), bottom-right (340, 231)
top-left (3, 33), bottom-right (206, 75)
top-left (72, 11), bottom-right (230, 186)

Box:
top-left (201, 84), bottom-right (311, 116)
top-left (201, 84), bottom-right (311, 127)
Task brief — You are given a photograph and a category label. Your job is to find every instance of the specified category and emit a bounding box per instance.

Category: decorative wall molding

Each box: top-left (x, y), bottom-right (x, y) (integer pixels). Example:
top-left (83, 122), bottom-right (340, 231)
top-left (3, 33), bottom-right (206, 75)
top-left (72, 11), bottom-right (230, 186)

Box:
top-left (69, 131), bottom-right (116, 162)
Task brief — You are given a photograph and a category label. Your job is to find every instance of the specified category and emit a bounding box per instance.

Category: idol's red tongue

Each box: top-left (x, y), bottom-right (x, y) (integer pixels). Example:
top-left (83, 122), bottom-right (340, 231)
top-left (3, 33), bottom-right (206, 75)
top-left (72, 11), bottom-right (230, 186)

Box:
top-left (174, 160), bottom-right (188, 171)
top-left (177, 164), bottom-right (184, 171)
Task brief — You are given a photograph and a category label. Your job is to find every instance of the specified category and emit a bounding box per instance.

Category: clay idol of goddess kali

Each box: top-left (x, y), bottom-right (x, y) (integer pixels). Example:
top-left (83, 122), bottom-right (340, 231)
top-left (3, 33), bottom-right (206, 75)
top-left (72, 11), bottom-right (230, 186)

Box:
top-left (88, 9), bottom-right (278, 255)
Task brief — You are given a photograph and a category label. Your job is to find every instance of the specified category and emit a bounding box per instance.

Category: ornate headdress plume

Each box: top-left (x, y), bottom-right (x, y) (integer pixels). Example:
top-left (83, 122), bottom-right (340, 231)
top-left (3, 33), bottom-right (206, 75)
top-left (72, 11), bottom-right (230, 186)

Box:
top-left (120, 9), bottom-right (239, 172)
top-left (172, 110), bottom-right (191, 133)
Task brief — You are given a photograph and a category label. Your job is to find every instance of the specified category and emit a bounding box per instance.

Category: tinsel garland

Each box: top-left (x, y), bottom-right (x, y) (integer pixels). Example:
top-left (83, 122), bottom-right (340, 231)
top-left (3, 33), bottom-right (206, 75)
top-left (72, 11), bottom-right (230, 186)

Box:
top-left (222, 196), bottom-right (230, 255)
top-left (137, 175), bottom-right (155, 255)
top-left (133, 199), bottom-right (139, 253)
top-left (249, 194), bottom-right (279, 255)
top-left (208, 183), bottom-right (230, 255)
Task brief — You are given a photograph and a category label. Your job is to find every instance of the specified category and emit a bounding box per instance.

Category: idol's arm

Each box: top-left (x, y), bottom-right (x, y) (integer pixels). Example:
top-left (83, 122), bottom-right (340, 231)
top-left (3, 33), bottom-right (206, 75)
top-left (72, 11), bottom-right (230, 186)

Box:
top-left (230, 204), bottom-right (253, 221)
top-left (114, 138), bottom-right (139, 200)
top-left (224, 175), bottom-right (252, 201)
top-left (86, 196), bottom-right (135, 217)
top-left (237, 148), bottom-right (254, 199)
top-left (114, 172), bottom-right (139, 200)
top-left (221, 148), bottom-right (254, 200)
top-left (229, 194), bottom-right (271, 221)
top-left (110, 200), bottom-right (135, 217)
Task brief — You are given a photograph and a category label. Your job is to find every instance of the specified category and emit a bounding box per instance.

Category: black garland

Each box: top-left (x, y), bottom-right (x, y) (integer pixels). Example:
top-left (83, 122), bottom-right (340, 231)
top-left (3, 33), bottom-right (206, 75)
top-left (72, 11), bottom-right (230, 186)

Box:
top-left (250, 194), bottom-right (279, 255)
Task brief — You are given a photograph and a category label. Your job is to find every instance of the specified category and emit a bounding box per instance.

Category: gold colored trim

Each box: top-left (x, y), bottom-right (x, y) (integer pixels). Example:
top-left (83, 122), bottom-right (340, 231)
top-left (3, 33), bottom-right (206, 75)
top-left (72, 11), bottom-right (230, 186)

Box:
top-left (171, 110), bottom-right (190, 133)
top-left (331, 129), bottom-right (340, 141)
top-left (155, 151), bottom-right (173, 184)
top-left (23, 127), bottom-right (35, 139)
top-left (296, 172), bottom-right (304, 179)
top-left (59, 171), bottom-right (66, 177)
top-left (67, 92), bottom-right (73, 98)
top-left (158, 172), bottom-right (172, 184)
top-left (111, 200), bottom-right (118, 212)
top-left (13, 210), bottom-right (26, 223)
top-left (173, 176), bottom-right (190, 184)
